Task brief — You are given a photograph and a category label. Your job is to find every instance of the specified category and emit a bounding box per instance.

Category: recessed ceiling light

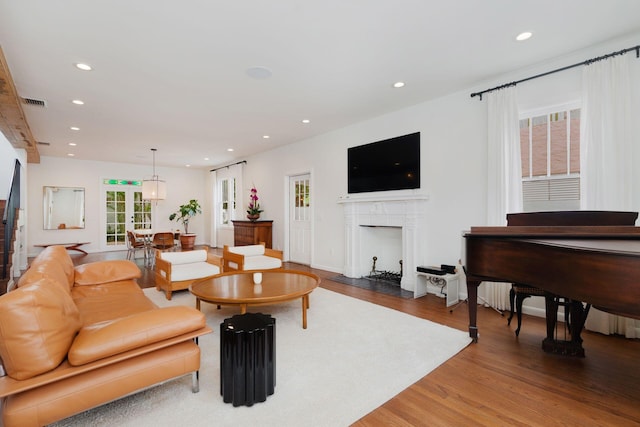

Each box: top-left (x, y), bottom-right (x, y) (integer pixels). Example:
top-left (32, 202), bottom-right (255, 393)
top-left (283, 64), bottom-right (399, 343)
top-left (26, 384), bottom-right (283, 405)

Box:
top-left (263, 135), bottom-right (270, 139)
top-left (302, 119), bottom-right (310, 124)
top-left (516, 31), bottom-right (533, 41)
top-left (393, 81), bottom-right (405, 88)
top-left (227, 148), bottom-right (234, 152)
top-left (204, 157), bottom-right (209, 161)
top-left (68, 142), bottom-right (77, 146)
top-left (185, 164), bottom-right (191, 168)
top-left (72, 99), bottom-right (84, 105)
top-left (74, 63), bottom-right (92, 71)
top-left (70, 126), bottom-right (80, 131)
top-left (246, 66), bottom-right (272, 80)
top-left (67, 153), bottom-right (75, 157)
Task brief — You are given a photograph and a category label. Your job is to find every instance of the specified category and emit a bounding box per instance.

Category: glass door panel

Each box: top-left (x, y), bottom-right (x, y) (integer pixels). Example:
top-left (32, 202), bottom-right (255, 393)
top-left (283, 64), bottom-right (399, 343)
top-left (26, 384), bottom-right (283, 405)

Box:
top-left (289, 174), bottom-right (311, 264)
top-left (103, 186), bottom-right (152, 250)
top-left (133, 191), bottom-right (152, 229)
top-left (105, 190), bottom-right (127, 247)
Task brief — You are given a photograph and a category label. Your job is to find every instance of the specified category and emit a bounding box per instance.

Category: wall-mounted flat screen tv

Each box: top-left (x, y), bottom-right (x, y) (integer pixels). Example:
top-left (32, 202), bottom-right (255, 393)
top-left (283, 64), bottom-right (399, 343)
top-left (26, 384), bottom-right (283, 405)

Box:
top-left (348, 132), bottom-right (420, 194)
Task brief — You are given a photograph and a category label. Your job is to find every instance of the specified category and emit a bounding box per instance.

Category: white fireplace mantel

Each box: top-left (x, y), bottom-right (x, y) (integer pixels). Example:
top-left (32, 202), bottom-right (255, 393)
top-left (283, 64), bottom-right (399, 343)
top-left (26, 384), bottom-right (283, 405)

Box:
top-left (337, 193), bottom-right (429, 204)
top-left (339, 194), bottom-right (428, 293)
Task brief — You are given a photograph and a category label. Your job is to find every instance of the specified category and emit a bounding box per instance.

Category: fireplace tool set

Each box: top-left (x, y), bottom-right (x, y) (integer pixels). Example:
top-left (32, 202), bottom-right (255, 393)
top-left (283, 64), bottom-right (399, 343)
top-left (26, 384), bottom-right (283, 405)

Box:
top-left (365, 256), bottom-right (402, 285)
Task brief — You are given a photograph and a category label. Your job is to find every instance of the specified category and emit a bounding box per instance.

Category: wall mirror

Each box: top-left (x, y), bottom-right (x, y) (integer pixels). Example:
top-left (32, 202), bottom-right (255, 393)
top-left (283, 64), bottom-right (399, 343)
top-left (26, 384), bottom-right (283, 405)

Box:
top-left (43, 186), bottom-right (85, 230)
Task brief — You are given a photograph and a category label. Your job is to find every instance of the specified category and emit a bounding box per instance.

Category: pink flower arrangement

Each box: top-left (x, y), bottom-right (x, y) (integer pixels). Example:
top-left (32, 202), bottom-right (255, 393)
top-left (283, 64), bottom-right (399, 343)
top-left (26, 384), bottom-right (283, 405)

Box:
top-left (247, 187), bottom-right (264, 215)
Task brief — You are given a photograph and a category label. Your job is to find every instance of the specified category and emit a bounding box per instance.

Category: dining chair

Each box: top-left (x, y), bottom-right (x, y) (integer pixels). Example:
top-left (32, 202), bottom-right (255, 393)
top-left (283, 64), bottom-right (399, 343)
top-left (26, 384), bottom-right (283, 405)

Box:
top-left (152, 232), bottom-right (175, 252)
top-left (149, 232), bottom-right (175, 267)
top-left (126, 230), bottom-right (147, 262)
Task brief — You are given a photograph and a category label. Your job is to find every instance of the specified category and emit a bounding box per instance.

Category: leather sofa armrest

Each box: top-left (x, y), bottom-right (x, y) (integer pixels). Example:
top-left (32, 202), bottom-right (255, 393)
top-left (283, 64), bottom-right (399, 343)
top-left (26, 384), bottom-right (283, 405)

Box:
top-left (0, 325), bottom-right (212, 398)
top-left (68, 306), bottom-right (206, 366)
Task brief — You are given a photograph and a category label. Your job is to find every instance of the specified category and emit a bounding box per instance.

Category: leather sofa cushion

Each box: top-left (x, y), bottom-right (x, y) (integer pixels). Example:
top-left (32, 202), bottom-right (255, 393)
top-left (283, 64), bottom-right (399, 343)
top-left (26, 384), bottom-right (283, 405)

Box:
top-left (17, 261), bottom-right (71, 294)
top-left (68, 306), bottom-right (206, 365)
top-left (159, 249), bottom-right (207, 264)
top-left (74, 260), bottom-right (141, 286)
top-left (19, 246), bottom-right (75, 291)
top-left (0, 277), bottom-right (82, 380)
top-left (71, 281), bottom-right (157, 326)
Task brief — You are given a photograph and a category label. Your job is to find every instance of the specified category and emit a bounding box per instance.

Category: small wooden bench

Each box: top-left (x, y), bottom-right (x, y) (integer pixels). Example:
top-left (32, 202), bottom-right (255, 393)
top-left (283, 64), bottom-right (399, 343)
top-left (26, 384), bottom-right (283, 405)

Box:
top-left (34, 242), bottom-right (90, 255)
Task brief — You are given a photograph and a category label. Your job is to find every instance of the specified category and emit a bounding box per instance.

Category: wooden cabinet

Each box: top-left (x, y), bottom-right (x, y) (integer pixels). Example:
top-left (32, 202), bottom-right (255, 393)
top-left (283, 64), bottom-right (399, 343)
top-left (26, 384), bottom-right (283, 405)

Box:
top-left (232, 220), bottom-right (273, 248)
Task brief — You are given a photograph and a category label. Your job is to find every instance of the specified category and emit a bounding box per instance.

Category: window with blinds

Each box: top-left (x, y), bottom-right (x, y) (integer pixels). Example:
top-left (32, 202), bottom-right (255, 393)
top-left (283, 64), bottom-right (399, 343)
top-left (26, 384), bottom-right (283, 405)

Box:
top-left (520, 106), bottom-right (580, 212)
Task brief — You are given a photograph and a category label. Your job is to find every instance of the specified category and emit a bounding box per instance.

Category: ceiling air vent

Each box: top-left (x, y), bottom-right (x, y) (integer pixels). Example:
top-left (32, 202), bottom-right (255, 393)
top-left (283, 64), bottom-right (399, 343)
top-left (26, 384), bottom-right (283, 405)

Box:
top-left (37, 141), bottom-right (51, 146)
top-left (21, 97), bottom-right (47, 108)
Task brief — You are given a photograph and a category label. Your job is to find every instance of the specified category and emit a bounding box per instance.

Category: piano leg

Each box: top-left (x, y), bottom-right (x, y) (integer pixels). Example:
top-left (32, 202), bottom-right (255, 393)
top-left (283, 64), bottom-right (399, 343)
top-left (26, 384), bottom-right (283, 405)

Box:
top-left (514, 294), bottom-right (529, 337)
top-left (568, 301), bottom-right (591, 345)
top-left (467, 280), bottom-right (480, 342)
top-left (542, 295), bottom-right (586, 357)
top-left (507, 286), bottom-right (515, 325)
top-left (544, 294), bottom-right (558, 343)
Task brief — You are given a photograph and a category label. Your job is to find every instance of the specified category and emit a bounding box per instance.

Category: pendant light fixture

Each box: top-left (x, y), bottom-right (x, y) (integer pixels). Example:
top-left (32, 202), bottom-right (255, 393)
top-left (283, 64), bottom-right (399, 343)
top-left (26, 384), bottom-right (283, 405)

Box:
top-left (142, 148), bottom-right (167, 201)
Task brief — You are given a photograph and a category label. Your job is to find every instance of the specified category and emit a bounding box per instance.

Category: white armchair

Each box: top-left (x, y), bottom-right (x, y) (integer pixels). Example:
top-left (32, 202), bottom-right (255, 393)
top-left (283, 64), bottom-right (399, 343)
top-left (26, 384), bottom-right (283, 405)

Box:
top-left (222, 243), bottom-right (283, 272)
top-left (155, 249), bottom-right (221, 300)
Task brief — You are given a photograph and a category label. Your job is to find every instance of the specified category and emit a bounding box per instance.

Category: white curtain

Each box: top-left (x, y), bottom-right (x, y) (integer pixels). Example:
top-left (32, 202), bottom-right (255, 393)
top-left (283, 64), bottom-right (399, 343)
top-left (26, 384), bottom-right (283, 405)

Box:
top-left (228, 162), bottom-right (244, 221)
top-left (580, 54), bottom-right (639, 338)
top-left (209, 169), bottom-right (218, 248)
top-left (483, 86), bottom-right (523, 309)
top-left (210, 162), bottom-right (244, 248)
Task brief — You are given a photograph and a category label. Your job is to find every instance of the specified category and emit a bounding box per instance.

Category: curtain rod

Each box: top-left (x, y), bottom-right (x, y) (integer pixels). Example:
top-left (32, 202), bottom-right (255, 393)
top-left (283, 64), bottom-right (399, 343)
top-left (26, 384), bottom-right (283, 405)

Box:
top-left (470, 44), bottom-right (640, 101)
top-left (210, 160), bottom-right (247, 172)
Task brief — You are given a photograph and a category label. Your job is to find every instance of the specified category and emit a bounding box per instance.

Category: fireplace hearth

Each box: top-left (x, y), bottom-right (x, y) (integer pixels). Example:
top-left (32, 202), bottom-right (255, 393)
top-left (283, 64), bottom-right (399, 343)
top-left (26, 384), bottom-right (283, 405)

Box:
top-left (329, 274), bottom-right (414, 298)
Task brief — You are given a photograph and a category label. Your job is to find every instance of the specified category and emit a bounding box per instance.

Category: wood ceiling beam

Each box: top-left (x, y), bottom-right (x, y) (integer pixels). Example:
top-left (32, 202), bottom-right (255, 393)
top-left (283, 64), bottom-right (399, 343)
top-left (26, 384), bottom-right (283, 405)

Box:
top-left (0, 46), bottom-right (40, 163)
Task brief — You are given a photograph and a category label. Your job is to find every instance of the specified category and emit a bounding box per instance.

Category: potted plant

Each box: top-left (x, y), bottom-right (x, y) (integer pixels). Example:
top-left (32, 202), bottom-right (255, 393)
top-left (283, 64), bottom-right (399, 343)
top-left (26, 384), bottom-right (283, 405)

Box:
top-left (246, 186), bottom-right (264, 221)
top-left (169, 199), bottom-right (202, 250)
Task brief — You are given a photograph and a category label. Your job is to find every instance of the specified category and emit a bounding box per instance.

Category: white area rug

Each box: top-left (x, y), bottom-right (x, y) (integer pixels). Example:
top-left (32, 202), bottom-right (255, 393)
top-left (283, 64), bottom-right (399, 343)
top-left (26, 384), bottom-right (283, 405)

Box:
top-left (53, 287), bottom-right (471, 427)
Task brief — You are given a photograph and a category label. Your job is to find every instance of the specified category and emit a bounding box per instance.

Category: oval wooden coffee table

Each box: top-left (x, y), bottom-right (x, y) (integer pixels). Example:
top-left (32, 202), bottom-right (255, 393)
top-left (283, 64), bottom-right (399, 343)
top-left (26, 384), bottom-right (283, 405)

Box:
top-left (189, 269), bottom-right (321, 329)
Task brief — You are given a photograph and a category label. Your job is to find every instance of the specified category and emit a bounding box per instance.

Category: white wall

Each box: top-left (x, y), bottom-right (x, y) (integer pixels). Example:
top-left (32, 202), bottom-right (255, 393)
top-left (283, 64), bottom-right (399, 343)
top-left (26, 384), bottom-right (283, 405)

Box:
top-left (241, 33), bottom-right (640, 316)
top-left (0, 135), bottom-right (28, 276)
top-left (241, 88), bottom-right (486, 273)
top-left (12, 32), bottom-right (640, 317)
top-left (241, 88), bottom-right (487, 273)
top-left (0, 134), bottom-right (21, 197)
top-left (27, 156), bottom-right (208, 256)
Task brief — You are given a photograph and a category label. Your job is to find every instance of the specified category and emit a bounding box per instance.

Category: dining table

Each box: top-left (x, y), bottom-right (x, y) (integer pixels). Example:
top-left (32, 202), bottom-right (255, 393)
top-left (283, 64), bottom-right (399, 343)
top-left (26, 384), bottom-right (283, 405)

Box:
top-left (133, 229), bottom-right (154, 264)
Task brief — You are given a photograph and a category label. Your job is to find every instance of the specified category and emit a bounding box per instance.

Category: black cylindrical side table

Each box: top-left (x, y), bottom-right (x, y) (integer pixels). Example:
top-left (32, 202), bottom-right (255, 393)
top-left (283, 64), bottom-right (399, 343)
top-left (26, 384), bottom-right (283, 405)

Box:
top-left (220, 312), bottom-right (276, 406)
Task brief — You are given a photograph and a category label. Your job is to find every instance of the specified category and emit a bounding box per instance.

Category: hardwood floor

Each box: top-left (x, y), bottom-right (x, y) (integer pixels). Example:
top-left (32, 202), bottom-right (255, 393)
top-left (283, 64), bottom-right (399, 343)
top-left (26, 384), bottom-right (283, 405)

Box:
top-left (67, 249), bottom-right (640, 426)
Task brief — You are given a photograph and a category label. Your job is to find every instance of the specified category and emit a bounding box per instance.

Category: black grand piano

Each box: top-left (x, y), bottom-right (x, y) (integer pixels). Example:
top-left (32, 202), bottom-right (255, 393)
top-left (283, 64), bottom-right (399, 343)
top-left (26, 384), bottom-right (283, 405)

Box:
top-left (464, 210), bottom-right (640, 356)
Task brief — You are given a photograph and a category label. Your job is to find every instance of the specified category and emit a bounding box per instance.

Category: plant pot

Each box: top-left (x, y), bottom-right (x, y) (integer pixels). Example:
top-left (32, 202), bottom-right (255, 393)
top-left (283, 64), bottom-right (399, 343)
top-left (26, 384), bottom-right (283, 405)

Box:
top-left (247, 214), bottom-right (260, 221)
top-left (179, 234), bottom-right (196, 250)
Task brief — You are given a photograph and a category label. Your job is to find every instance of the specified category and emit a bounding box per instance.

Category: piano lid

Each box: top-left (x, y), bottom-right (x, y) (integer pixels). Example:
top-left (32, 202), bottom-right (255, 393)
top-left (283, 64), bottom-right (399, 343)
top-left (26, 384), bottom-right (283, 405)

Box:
top-left (466, 225), bottom-right (640, 238)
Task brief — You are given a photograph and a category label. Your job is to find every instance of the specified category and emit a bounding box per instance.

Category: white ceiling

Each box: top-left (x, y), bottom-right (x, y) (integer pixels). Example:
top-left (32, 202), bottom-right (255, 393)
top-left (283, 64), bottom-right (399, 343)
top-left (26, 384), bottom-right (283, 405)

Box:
top-left (1, 0), bottom-right (639, 169)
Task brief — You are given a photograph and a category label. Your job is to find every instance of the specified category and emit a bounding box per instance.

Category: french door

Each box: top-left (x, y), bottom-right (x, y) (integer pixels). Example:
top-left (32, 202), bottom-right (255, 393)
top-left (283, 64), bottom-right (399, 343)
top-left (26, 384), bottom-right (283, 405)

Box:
top-left (102, 185), bottom-right (152, 250)
top-left (288, 174), bottom-right (311, 264)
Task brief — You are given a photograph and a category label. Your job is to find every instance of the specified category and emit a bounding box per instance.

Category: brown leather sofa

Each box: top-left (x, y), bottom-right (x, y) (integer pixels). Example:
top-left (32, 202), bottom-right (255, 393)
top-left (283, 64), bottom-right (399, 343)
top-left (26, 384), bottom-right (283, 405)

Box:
top-left (0, 246), bottom-right (212, 427)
